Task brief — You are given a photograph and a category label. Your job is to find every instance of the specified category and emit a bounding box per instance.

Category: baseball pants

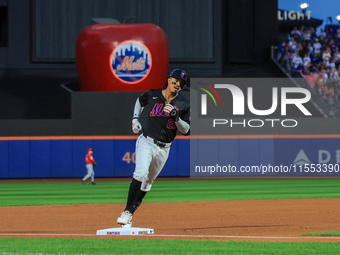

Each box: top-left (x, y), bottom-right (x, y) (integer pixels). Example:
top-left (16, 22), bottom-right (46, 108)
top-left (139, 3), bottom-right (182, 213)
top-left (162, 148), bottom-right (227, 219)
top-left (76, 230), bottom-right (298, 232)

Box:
top-left (133, 134), bottom-right (171, 191)
top-left (83, 164), bottom-right (95, 182)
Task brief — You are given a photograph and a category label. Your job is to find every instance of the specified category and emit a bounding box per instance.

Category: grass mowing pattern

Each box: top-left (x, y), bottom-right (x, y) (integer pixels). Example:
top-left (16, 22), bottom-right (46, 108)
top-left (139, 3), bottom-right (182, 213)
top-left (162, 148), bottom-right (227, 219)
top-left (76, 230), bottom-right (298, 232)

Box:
top-left (1, 178), bottom-right (340, 254)
top-left (0, 179), bottom-right (340, 206)
top-left (1, 238), bottom-right (340, 255)
top-left (303, 231), bottom-right (340, 237)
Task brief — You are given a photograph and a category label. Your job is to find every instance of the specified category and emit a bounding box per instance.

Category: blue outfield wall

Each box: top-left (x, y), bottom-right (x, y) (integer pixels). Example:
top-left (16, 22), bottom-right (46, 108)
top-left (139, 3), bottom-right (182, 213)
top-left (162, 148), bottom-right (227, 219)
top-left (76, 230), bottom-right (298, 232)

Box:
top-left (0, 137), bottom-right (190, 179)
top-left (1, 136), bottom-right (340, 179)
top-left (190, 136), bottom-right (340, 177)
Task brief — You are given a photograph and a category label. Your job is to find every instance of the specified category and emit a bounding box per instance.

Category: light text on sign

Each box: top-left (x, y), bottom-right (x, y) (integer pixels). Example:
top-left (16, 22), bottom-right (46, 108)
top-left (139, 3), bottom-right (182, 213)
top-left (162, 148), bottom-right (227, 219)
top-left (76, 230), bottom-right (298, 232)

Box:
top-left (278, 10), bottom-right (311, 21)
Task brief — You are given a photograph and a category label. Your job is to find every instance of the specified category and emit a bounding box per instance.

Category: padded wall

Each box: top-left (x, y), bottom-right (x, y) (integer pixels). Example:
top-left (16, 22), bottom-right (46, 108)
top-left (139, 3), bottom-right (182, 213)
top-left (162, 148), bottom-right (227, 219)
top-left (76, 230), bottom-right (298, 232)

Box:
top-left (1, 136), bottom-right (339, 178)
top-left (0, 137), bottom-right (190, 178)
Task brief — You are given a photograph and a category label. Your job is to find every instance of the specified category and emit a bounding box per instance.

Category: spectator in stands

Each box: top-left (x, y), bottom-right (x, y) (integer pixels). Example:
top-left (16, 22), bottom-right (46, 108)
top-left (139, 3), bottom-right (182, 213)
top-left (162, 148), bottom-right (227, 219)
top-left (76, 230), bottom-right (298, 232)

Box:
top-left (313, 38), bottom-right (322, 58)
top-left (317, 87), bottom-right (324, 98)
top-left (325, 87), bottom-right (336, 116)
top-left (316, 69), bottom-right (327, 88)
top-left (295, 64), bottom-right (304, 78)
top-left (299, 69), bottom-right (317, 91)
top-left (277, 41), bottom-right (286, 62)
top-left (306, 41), bottom-right (314, 55)
top-left (292, 51), bottom-right (303, 76)
top-left (335, 28), bottom-right (340, 43)
top-left (303, 53), bottom-right (311, 71)
top-left (291, 26), bottom-right (301, 42)
top-left (276, 26), bottom-right (340, 118)
top-left (310, 27), bottom-right (317, 42)
top-left (321, 86), bottom-right (329, 102)
top-left (288, 37), bottom-right (297, 51)
top-left (326, 74), bottom-right (335, 89)
top-left (332, 67), bottom-right (339, 81)
top-left (327, 91), bottom-right (335, 105)
top-left (334, 48), bottom-right (340, 67)
top-left (322, 47), bottom-right (332, 65)
top-left (329, 39), bottom-right (337, 53)
top-left (319, 28), bottom-right (327, 42)
top-left (328, 57), bottom-right (336, 70)
top-left (335, 80), bottom-right (340, 99)
top-left (303, 28), bottom-right (311, 43)
top-left (325, 66), bottom-right (331, 79)
top-left (290, 48), bottom-right (297, 61)
top-left (299, 26), bottom-right (305, 42)
top-left (297, 43), bottom-right (305, 58)
top-left (280, 45), bottom-right (292, 73)
top-left (327, 27), bottom-right (335, 40)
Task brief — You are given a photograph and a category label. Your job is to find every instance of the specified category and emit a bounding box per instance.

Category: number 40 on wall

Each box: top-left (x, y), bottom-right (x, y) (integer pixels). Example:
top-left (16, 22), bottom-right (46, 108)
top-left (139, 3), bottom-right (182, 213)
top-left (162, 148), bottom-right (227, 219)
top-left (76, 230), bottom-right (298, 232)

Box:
top-left (122, 152), bottom-right (136, 164)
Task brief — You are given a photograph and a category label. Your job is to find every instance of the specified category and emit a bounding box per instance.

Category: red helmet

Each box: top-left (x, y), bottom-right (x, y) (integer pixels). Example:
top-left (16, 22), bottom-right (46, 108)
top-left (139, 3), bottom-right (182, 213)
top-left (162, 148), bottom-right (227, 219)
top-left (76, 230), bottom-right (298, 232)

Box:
top-left (88, 148), bottom-right (93, 152)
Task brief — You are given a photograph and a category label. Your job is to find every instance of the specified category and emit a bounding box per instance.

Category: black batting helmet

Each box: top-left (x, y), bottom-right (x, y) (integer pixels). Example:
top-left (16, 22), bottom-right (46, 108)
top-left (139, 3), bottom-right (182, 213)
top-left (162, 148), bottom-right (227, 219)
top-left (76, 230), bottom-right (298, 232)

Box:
top-left (168, 69), bottom-right (187, 85)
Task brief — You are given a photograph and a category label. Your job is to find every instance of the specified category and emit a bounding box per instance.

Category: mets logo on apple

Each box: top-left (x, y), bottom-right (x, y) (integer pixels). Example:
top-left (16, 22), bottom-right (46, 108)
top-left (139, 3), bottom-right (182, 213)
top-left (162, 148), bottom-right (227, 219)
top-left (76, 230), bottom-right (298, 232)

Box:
top-left (110, 40), bottom-right (152, 84)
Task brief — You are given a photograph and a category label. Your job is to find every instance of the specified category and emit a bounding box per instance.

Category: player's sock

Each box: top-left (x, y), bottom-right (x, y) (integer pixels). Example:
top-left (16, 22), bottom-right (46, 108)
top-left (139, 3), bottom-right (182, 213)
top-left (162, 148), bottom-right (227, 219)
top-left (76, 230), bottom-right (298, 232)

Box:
top-left (131, 189), bottom-right (147, 214)
top-left (125, 178), bottom-right (142, 213)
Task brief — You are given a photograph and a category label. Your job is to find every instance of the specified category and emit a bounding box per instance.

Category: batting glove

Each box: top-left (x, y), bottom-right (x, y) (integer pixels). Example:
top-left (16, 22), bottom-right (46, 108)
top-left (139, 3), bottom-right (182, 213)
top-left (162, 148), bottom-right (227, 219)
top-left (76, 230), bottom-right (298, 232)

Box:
top-left (163, 103), bottom-right (174, 114)
top-left (169, 108), bottom-right (179, 121)
top-left (163, 104), bottom-right (179, 121)
top-left (132, 119), bottom-right (142, 134)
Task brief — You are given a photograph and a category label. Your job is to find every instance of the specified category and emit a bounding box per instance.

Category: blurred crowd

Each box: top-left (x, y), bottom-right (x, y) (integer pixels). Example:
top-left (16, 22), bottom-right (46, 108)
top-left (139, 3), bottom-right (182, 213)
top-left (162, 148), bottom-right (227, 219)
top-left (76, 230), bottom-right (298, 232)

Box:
top-left (277, 25), bottom-right (340, 117)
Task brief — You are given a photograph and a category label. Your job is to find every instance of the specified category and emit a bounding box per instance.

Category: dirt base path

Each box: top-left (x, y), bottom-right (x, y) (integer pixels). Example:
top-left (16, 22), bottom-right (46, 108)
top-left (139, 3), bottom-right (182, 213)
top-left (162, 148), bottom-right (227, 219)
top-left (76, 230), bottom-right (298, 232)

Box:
top-left (2, 198), bottom-right (340, 242)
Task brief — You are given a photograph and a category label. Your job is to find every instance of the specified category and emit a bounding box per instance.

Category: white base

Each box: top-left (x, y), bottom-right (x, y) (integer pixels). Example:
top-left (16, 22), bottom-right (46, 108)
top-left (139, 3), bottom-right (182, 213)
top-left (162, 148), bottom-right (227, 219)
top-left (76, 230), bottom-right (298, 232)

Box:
top-left (96, 227), bottom-right (154, 236)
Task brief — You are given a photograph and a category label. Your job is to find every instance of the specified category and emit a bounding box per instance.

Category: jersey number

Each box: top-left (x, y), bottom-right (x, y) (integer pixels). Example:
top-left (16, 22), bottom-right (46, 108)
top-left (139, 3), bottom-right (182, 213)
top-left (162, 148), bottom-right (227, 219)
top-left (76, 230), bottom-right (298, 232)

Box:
top-left (167, 119), bottom-right (176, 129)
top-left (122, 152), bottom-right (136, 164)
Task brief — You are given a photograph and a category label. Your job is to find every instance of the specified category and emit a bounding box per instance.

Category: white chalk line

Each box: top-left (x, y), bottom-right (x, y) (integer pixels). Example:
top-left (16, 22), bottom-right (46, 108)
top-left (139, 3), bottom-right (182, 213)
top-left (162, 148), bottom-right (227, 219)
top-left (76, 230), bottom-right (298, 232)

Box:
top-left (1, 233), bottom-right (340, 240)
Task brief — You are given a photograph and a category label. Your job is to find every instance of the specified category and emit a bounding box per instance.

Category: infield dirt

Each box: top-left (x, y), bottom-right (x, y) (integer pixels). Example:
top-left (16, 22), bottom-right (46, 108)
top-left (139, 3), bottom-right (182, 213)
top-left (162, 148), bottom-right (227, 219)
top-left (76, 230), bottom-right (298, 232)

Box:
top-left (2, 198), bottom-right (340, 242)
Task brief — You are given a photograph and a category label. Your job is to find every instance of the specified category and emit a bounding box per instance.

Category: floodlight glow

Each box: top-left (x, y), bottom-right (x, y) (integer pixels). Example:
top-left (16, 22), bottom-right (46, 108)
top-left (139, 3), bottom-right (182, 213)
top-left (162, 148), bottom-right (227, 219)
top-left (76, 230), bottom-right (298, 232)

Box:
top-left (300, 3), bottom-right (309, 9)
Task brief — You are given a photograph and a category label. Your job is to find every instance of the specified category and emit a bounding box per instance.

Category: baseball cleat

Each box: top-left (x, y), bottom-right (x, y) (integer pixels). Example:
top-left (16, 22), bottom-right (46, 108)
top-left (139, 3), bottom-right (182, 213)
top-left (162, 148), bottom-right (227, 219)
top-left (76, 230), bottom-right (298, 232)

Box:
top-left (117, 210), bottom-right (133, 227)
top-left (121, 223), bottom-right (132, 228)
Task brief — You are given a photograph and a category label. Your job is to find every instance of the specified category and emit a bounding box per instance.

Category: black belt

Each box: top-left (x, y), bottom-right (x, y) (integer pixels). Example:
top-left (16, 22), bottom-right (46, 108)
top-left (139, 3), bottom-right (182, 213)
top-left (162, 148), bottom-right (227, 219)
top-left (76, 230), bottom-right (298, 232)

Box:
top-left (143, 134), bottom-right (172, 148)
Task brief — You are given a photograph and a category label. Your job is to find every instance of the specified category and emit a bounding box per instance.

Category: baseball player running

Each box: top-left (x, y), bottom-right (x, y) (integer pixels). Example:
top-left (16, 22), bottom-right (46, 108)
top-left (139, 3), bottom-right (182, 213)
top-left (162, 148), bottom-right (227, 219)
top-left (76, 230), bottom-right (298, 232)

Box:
top-left (81, 148), bottom-right (97, 185)
top-left (117, 69), bottom-right (190, 228)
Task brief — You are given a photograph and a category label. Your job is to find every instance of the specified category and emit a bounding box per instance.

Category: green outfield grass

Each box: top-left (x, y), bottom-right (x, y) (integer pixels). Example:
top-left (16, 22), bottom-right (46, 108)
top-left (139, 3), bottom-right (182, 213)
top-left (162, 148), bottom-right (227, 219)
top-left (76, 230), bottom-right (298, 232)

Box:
top-left (1, 178), bottom-right (340, 206)
top-left (1, 237), bottom-right (340, 255)
top-left (303, 231), bottom-right (340, 237)
top-left (1, 178), bottom-right (340, 254)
